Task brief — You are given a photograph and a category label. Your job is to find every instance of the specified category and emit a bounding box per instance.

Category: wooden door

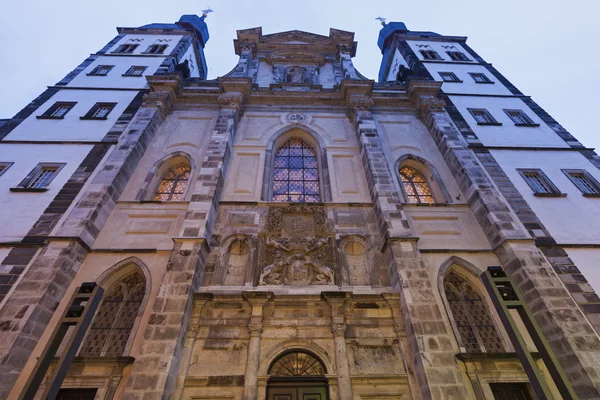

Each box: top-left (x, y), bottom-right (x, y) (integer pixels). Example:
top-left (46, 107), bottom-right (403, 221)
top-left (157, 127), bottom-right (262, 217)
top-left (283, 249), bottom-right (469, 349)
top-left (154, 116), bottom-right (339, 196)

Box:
top-left (268, 383), bottom-right (328, 400)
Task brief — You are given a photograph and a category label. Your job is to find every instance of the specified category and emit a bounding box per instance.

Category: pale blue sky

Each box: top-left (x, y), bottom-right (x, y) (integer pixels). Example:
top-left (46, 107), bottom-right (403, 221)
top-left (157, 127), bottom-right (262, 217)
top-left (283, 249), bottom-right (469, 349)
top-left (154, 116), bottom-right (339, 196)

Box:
top-left (1, 0), bottom-right (598, 149)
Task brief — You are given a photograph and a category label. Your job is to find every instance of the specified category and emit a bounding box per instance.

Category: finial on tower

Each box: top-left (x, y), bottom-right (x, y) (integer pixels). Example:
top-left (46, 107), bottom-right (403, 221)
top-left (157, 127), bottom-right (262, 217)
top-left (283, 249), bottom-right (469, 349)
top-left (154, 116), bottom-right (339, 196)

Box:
top-left (202, 6), bottom-right (214, 18)
top-left (375, 16), bottom-right (387, 26)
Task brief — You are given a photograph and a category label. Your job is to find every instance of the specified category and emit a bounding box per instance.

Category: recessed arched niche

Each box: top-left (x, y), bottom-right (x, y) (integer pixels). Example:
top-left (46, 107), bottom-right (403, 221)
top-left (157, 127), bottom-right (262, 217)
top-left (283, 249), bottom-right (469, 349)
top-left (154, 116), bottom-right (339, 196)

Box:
top-left (343, 239), bottom-right (370, 286)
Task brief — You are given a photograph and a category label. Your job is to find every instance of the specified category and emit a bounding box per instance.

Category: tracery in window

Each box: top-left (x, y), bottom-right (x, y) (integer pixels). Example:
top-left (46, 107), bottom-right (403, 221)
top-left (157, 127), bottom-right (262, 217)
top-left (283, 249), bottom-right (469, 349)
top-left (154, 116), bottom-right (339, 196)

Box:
top-left (269, 351), bottom-right (326, 376)
top-left (80, 272), bottom-right (145, 357)
top-left (153, 163), bottom-right (191, 201)
top-left (272, 138), bottom-right (320, 203)
top-left (399, 166), bottom-right (434, 204)
top-left (444, 271), bottom-right (504, 353)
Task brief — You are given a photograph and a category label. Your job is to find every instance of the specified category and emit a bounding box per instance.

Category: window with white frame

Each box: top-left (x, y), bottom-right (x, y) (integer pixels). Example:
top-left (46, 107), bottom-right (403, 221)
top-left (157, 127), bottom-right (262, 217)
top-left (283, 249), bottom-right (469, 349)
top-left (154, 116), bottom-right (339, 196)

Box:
top-left (438, 72), bottom-right (461, 82)
top-left (123, 66), bottom-right (147, 77)
top-left (469, 72), bottom-right (493, 84)
top-left (16, 163), bottom-right (65, 190)
top-left (37, 102), bottom-right (77, 119)
top-left (420, 50), bottom-right (442, 60)
top-left (467, 108), bottom-right (500, 125)
top-left (503, 109), bottom-right (538, 126)
top-left (446, 51), bottom-right (470, 61)
top-left (562, 170), bottom-right (600, 195)
top-left (144, 44), bottom-right (168, 54)
top-left (113, 43), bottom-right (139, 53)
top-left (81, 102), bottom-right (117, 120)
top-left (88, 65), bottom-right (114, 76)
top-left (0, 162), bottom-right (14, 177)
top-left (518, 169), bottom-right (562, 195)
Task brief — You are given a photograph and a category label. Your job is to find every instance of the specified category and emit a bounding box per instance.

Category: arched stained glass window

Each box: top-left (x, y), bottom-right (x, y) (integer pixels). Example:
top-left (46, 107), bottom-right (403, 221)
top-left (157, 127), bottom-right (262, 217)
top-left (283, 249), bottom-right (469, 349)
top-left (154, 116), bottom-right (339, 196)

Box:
top-left (80, 272), bottom-right (145, 357)
top-left (153, 163), bottom-right (190, 201)
top-left (444, 271), bottom-right (504, 353)
top-left (269, 351), bottom-right (326, 376)
top-left (399, 166), bottom-right (434, 204)
top-left (272, 138), bottom-right (320, 203)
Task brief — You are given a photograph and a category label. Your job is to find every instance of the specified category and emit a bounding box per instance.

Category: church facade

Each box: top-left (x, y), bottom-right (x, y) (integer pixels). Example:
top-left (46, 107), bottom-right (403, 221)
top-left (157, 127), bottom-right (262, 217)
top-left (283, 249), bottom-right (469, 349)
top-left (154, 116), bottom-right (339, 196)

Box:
top-left (1, 14), bottom-right (600, 400)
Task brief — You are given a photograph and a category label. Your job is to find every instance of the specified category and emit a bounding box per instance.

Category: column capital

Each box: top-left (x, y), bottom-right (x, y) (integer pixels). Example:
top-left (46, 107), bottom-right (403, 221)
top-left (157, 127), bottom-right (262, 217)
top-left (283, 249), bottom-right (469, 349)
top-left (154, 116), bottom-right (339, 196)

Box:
top-left (142, 91), bottom-right (174, 120)
top-left (331, 323), bottom-right (347, 337)
top-left (248, 323), bottom-right (264, 337)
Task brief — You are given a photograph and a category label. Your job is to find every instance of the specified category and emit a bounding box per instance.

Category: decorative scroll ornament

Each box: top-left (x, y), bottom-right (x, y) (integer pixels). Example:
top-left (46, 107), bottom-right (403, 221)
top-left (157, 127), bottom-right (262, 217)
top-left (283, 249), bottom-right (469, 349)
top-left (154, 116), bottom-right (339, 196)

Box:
top-left (238, 39), bottom-right (256, 53)
top-left (331, 323), bottom-right (347, 337)
top-left (248, 323), bottom-right (264, 336)
top-left (142, 91), bottom-right (173, 119)
top-left (217, 92), bottom-right (244, 111)
top-left (348, 94), bottom-right (375, 113)
top-left (417, 97), bottom-right (446, 119)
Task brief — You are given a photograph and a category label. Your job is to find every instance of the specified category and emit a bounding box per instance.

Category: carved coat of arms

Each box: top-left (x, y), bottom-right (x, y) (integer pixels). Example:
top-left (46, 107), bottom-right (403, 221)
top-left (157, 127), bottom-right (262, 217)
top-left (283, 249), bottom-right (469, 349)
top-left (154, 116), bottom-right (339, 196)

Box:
top-left (256, 206), bottom-right (337, 286)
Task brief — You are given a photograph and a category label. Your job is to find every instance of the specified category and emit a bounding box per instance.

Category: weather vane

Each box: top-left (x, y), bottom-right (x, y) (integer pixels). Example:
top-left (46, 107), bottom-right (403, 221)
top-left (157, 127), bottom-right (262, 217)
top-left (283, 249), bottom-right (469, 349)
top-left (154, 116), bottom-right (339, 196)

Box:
top-left (202, 6), bottom-right (214, 18)
top-left (375, 16), bottom-right (387, 26)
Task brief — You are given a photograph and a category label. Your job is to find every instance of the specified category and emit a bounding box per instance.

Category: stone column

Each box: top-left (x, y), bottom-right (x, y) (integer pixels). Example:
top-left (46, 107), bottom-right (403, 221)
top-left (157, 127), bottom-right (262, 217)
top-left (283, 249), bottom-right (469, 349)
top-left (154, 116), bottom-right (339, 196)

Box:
top-left (242, 292), bottom-right (272, 400)
top-left (323, 292), bottom-right (353, 400)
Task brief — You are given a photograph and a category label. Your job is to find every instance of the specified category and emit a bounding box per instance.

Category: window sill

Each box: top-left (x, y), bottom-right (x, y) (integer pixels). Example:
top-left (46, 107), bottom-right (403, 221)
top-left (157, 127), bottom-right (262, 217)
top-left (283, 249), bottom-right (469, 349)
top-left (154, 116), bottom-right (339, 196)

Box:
top-left (533, 192), bottom-right (567, 198)
top-left (514, 123), bottom-right (540, 127)
top-left (141, 52), bottom-right (165, 55)
top-left (456, 352), bottom-right (541, 361)
top-left (443, 80), bottom-right (463, 83)
top-left (121, 74), bottom-right (143, 77)
top-left (86, 73), bottom-right (108, 77)
top-left (80, 116), bottom-right (108, 120)
top-left (474, 81), bottom-right (496, 84)
top-left (477, 122), bottom-right (502, 126)
top-left (10, 187), bottom-right (48, 193)
top-left (111, 52), bottom-right (135, 55)
top-left (36, 116), bottom-right (64, 120)
top-left (583, 193), bottom-right (600, 198)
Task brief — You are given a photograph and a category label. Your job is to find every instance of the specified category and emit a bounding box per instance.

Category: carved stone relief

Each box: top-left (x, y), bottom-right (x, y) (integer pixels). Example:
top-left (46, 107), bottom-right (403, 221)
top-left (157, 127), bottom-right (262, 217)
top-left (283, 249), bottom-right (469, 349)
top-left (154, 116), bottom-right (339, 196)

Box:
top-left (272, 65), bottom-right (320, 85)
top-left (256, 205), bottom-right (337, 286)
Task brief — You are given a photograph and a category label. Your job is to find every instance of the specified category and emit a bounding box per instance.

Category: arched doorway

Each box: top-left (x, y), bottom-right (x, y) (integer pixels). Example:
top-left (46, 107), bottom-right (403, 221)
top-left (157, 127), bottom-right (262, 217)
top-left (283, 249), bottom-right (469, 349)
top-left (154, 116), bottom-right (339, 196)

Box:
top-left (267, 350), bottom-right (329, 400)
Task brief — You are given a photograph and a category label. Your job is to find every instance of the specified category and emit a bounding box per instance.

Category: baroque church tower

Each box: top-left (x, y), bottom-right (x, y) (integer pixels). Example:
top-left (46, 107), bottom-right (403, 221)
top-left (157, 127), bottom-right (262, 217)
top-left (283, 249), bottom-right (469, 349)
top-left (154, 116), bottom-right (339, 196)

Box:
top-left (1, 14), bottom-right (600, 400)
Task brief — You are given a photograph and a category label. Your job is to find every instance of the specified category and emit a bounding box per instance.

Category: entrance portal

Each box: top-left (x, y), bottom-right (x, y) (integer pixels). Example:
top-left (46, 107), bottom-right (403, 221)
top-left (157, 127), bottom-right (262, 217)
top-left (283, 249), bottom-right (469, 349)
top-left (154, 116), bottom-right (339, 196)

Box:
top-left (266, 351), bottom-right (329, 400)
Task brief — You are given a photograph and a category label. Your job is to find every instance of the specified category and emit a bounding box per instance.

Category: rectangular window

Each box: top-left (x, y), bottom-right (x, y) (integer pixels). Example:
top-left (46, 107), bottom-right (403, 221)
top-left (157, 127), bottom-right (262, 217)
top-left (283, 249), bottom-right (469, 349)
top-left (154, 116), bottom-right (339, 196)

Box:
top-left (489, 383), bottom-right (532, 400)
top-left (123, 66), bottom-right (147, 77)
top-left (518, 169), bottom-right (563, 196)
top-left (469, 72), bottom-right (493, 84)
top-left (420, 50), bottom-right (442, 60)
top-left (0, 162), bottom-right (14, 177)
top-left (81, 102), bottom-right (117, 120)
top-left (467, 108), bottom-right (501, 125)
top-left (143, 44), bottom-right (168, 54)
top-left (503, 109), bottom-right (539, 126)
top-left (87, 65), bottom-right (114, 76)
top-left (438, 72), bottom-right (461, 82)
top-left (113, 43), bottom-right (139, 53)
top-left (562, 169), bottom-right (600, 195)
top-left (447, 51), bottom-right (470, 61)
top-left (37, 102), bottom-right (77, 119)
top-left (13, 163), bottom-right (65, 191)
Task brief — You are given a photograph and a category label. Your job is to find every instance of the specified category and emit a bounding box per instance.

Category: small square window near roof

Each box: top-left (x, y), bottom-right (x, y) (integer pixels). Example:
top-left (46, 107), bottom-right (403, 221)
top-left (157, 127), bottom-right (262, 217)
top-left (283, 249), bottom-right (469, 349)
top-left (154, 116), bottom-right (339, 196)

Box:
top-left (37, 102), bottom-right (77, 119)
top-left (88, 65), bottom-right (114, 76)
top-left (81, 102), bottom-right (117, 120)
top-left (562, 169), bottom-right (600, 196)
top-left (123, 66), bottom-right (147, 77)
top-left (447, 51), bottom-right (470, 61)
top-left (438, 72), bottom-right (461, 82)
top-left (503, 109), bottom-right (539, 127)
top-left (467, 108), bottom-right (501, 126)
top-left (469, 72), bottom-right (493, 84)
top-left (518, 169), bottom-right (564, 197)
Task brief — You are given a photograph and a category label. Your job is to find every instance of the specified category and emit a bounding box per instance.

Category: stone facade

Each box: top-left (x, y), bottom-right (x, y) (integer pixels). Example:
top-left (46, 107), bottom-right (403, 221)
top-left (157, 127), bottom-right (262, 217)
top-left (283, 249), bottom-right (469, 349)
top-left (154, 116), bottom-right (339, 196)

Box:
top-left (2, 16), bottom-right (600, 400)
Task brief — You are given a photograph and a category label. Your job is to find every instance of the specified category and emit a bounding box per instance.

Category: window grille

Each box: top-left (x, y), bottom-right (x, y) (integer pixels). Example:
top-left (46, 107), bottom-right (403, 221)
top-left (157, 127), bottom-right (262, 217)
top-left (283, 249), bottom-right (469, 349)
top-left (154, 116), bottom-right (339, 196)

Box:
top-left (153, 163), bottom-right (191, 201)
top-left (399, 166), bottom-right (434, 204)
top-left (124, 66), bottom-right (147, 76)
top-left (504, 109), bottom-right (536, 126)
top-left (468, 108), bottom-right (499, 125)
top-left (38, 102), bottom-right (77, 119)
top-left (518, 169), bottom-right (561, 195)
top-left (444, 271), bottom-right (504, 353)
top-left (469, 73), bottom-right (493, 83)
top-left (563, 170), bottom-right (600, 195)
top-left (269, 351), bottom-right (325, 376)
top-left (272, 138), bottom-right (320, 203)
top-left (80, 272), bottom-right (145, 357)
top-left (439, 72), bottom-right (461, 82)
top-left (81, 102), bottom-right (117, 120)
top-left (144, 44), bottom-right (168, 54)
top-left (113, 43), bottom-right (138, 53)
top-left (88, 65), bottom-right (113, 76)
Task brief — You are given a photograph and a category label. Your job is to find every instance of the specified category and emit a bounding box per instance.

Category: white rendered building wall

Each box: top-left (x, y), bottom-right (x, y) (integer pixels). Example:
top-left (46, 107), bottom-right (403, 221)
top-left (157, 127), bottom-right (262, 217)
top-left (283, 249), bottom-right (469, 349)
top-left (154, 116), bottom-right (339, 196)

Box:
top-left (491, 149), bottom-right (600, 244)
top-left (0, 144), bottom-right (92, 241)
top-left (4, 90), bottom-right (139, 142)
top-left (67, 56), bottom-right (164, 89)
top-left (108, 34), bottom-right (183, 55)
top-left (406, 40), bottom-right (474, 62)
top-left (449, 96), bottom-right (569, 148)
top-left (423, 63), bottom-right (513, 96)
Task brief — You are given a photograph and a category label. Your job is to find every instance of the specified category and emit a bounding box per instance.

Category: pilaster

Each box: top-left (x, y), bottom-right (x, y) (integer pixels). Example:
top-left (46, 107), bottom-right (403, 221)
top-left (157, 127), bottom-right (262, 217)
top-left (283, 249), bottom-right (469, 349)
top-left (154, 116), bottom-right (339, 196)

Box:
top-left (323, 292), bottom-right (353, 400)
top-left (242, 292), bottom-right (272, 400)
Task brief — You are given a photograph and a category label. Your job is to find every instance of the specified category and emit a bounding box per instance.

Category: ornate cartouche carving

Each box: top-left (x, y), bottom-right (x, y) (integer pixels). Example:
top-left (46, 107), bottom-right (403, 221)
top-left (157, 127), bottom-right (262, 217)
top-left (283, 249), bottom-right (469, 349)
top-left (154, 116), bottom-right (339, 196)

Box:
top-left (257, 205), bottom-right (337, 286)
top-left (217, 92), bottom-right (244, 111)
top-left (142, 91), bottom-right (173, 119)
top-left (348, 94), bottom-right (375, 112)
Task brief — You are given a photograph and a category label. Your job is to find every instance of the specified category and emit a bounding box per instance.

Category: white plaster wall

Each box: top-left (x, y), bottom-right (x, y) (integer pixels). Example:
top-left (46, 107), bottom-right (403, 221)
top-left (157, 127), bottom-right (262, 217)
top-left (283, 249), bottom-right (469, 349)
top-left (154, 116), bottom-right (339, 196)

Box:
top-left (4, 90), bottom-right (139, 142)
top-left (449, 96), bottom-right (569, 148)
top-left (67, 56), bottom-right (163, 89)
top-left (179, 43), bottom-right (201, 78)
top-left (386, 49), bottom-right (409, 82)
top-left (565, 249), bottom-right (600, 295)
top-left (318, 62), bottom-right (336, 89)
top-left (108, 34), bottom-right (183, 55)
top-left (407, 40), bottom-right (474, 62)
top-left (256, 61), bottom-right (272, 87)
top-left (491, 149), bottom-right (600, 243)
top-left (423, 63), bottom-right (512, 95)
top-left (0, 144), bottom-right (92, 241)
